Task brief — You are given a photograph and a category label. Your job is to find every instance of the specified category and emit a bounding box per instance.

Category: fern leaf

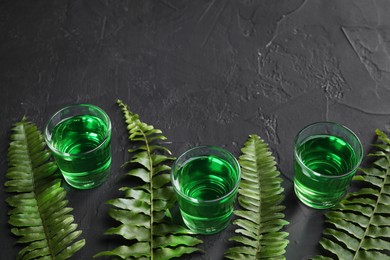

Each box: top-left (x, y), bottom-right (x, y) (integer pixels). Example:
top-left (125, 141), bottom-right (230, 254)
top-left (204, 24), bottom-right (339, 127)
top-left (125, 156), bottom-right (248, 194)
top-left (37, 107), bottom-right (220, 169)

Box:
top-left (94, 100), bottom-right (202, 259)
top-left (225, 134), bottom-right (289, 259)
top-left (313, 129), bottom-right (390, 259)
top-left (5, 118), bottom-right (85, 259)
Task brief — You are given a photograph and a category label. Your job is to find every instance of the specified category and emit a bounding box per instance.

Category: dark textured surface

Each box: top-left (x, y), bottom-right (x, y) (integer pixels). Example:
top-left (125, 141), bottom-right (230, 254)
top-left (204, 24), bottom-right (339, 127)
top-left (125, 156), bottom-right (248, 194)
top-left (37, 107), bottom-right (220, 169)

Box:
top-left (1, 0), bottom-right (390, 259)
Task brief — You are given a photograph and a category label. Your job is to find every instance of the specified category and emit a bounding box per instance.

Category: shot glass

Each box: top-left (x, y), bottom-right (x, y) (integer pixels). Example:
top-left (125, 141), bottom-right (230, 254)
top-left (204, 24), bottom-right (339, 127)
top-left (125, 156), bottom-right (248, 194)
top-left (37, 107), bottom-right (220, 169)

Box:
top-left (44, 104), bottom-right (112, 189)
top-left (171, 146), bottom-right (241, 234)
top-left (293, 122), bottom-right (363, 209)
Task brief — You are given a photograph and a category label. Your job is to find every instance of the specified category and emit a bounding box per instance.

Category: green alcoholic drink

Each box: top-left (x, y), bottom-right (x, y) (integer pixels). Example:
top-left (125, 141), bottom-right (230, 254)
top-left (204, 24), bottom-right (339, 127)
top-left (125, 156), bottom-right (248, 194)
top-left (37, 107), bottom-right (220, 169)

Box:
top-left (45, 104), bottom-right (112, 189)
top-left (293, 122), bottom-right (363, 209)
top-left (172, 147), bottom-right (241, 234)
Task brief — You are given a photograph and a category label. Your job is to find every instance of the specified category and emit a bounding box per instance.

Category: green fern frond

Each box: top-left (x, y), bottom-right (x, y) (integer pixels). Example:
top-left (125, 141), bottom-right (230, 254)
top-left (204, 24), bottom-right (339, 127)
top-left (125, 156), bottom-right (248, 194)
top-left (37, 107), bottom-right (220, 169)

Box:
top-left (94, 100), bottom-right (202, 259)
top-left (225, 134), bottom-right (289, 260)
top-left (5, 118), bottom-right (85, 260)
top-left (313, 129), bottom-right (390, 260)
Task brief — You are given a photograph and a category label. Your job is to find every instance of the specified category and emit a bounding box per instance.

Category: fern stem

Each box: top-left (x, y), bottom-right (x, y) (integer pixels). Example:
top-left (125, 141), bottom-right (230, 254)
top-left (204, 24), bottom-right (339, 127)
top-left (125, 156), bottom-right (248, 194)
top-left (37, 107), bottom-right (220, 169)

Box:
top-left (352, 167), bottom-right (388, 259)
top-left (109, 100), bottom-right (202, 260)
top-left (143, 129), bottom-right (154, 260)
top-left (22, 121), bottom-right (56, 260)
top-left (226, 135), bottom-right (289, 260)
top-left (118, 100), bottom-right (155, 259)
top-left (252, 138), bottom-right (264, 259)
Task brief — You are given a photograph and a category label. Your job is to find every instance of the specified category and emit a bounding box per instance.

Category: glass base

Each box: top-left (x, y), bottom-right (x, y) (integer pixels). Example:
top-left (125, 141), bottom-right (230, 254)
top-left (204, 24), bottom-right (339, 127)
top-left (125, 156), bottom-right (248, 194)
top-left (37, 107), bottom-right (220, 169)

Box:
top-left (181, 210), bottom-right (232, 235)
top-left (294, 183), bottom-right (339, 209)
top-left (62, 166), bottom-right (111, 190)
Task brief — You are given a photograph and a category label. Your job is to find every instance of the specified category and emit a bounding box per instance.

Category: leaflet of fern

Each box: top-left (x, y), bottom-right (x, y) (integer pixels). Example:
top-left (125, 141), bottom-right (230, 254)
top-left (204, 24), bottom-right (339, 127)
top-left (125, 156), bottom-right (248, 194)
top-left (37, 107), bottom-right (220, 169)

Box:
top-left (225, 134), bottom-right (289, 260)
top-left (313, 129), bottom-right (390, 259)
top-left (94, 100), bottom-right (202, 259)
top-left (5, 118), bottom-right (85, 260)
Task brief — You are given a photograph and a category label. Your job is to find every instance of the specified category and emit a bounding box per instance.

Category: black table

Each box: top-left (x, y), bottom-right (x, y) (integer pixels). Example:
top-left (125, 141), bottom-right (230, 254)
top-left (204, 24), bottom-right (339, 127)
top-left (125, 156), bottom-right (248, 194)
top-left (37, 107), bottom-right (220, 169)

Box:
top-left (1, 0), bottom-right (390, 259)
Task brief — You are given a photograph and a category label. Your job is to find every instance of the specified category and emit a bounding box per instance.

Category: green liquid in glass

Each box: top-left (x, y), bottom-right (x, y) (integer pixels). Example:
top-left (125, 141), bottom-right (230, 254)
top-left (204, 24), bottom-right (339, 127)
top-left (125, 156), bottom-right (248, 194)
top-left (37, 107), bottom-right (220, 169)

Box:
top-left (51, 115), bottom-right (111, 189)
top-left (294, 134), bottom-right (357, 209)
top-left (175, 155), bottom-right (239, 234)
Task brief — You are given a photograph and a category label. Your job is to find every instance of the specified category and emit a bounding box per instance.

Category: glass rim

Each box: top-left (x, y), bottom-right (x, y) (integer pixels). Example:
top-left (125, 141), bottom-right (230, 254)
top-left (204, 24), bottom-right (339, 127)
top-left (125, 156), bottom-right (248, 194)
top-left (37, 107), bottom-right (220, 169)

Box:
top-left (44, 103), bottom-right (112, 157)
top-left (294, 121), bottom-right (363, 179)
top-left (171, 145), bottom-right (241, 204)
